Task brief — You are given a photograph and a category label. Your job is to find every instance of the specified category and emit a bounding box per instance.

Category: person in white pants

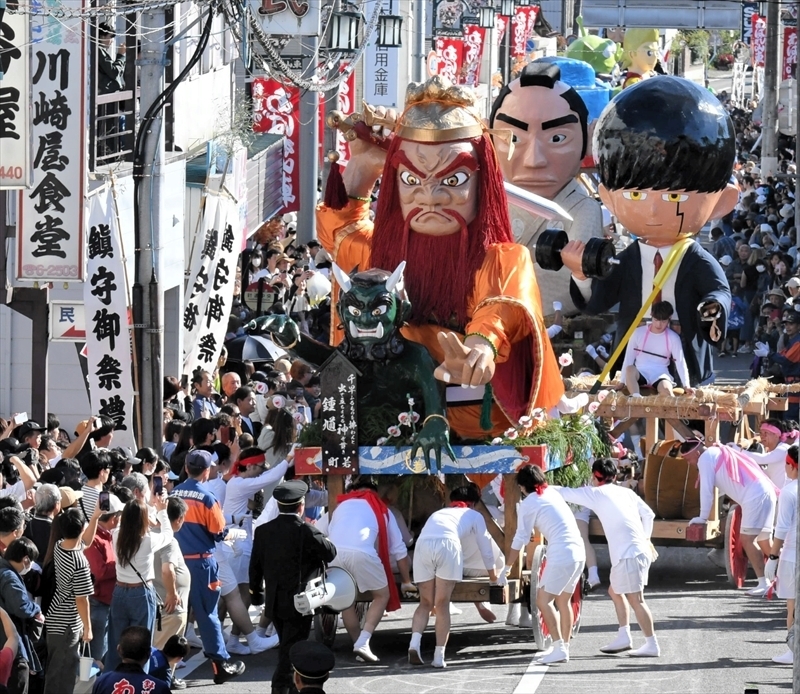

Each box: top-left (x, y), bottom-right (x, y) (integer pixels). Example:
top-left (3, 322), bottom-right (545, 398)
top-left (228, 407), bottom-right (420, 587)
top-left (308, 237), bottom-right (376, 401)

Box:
top-left (327, 476), bottom-right (415, 663)
top-left (556, 459), bottom-right (660, 657)
top-left (765, 445), bottom-right (798, 664)
top-left (504, 465), bottom-right (585, 664)
top-left (681, 438), bottom-right (779, 597)
top-left (408, 484), bottom-right (499, 669)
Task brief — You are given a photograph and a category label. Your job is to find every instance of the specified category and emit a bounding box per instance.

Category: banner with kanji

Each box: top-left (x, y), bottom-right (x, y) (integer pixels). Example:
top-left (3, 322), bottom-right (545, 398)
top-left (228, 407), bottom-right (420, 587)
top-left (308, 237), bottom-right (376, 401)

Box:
top-left (17, 0), bottom-right (87, 282)
top-left (318, 66), bottom-right (356, 168)
top-left (0, 10), bottom-right (31, 189)
top-left (183, 194), bottom-right (243, 378)
top-left (461, 25), bottom-right (486, 87)
top-left (84, 187), bottom-right (135, 449)
top-left (752, 14), bottom-right (767, 68)
top-left (364, 39), bottom-right (402, 108)
top-left (512, 6), bottom-right (532, 58)
top-left (435, 36), bottom-right (464, 85)
top-left (252, 77), bottom-right (300, 214)
top-left (496, 14), bottom-right (508, 44)
top-left (784, 26), bottom-right (798, 80)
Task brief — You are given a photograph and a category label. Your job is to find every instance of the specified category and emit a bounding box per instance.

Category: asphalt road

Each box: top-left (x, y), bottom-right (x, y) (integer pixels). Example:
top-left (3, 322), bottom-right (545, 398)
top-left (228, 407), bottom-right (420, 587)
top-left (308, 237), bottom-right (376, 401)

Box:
top-left (139, 545), bottom-right (790, 694)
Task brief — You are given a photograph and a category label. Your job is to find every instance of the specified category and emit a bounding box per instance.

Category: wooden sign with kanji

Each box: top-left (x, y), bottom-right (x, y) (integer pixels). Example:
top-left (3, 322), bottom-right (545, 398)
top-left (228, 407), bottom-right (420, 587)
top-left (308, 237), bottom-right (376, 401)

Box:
top-left (319, 350), bottom-right (361, 474)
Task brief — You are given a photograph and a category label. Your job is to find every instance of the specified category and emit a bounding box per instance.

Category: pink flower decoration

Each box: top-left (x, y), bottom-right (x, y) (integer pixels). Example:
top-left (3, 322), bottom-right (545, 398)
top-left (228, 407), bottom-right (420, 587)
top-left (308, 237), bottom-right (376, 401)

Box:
top-left (411, 412), bottom-right (420, 423)
top-left (387, 426), bottom-right (402, 437)
top-left (558, 352), bottom-right (573, 367)
top-left (398, 412), bottom-right (411, 425)
top-left (518, 415), bottom-right (533, 427)
top-left (588, 401), bottom-right (600, 413)
top-left (272, 395), bottom-right (286, 409)
top-left (597, 390), bottom-right (610, 402)
top-left (532, 408), bottom-right (546, 421)
top-left (504, 428), bottom-right (519, 440)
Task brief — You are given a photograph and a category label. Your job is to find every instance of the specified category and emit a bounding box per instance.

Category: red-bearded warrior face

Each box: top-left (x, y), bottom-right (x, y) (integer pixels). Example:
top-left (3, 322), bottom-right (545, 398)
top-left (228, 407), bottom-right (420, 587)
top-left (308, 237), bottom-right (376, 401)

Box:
top-left (394, 141), bottom-right (480, 236)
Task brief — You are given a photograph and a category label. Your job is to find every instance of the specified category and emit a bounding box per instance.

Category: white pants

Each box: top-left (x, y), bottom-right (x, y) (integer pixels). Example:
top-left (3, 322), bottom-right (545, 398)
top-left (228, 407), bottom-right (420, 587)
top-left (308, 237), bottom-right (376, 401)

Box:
top-left (413, 537), bottom-right (462, 583)
top-left (610, 553), bottom-right (651, 595)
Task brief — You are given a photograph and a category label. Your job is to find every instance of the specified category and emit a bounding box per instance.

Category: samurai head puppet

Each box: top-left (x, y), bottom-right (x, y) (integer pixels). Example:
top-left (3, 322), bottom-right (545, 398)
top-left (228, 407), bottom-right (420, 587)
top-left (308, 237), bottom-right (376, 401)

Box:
top-left (593, 77), bottom-right (738, 248)
top-left (488, 62), bottom-right (590, 201)
top-left (332, 262), bottom-right (410, 362)
top-left (371, 76), bottom-right (514, 331)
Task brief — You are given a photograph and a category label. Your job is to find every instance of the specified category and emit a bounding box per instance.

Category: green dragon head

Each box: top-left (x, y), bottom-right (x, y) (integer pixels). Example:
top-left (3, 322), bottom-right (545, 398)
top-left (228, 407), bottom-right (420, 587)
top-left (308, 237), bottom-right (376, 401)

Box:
top-left (566, 17), bottom-right (621, 78)
top-left (332, 262), bottom-right (411, 361)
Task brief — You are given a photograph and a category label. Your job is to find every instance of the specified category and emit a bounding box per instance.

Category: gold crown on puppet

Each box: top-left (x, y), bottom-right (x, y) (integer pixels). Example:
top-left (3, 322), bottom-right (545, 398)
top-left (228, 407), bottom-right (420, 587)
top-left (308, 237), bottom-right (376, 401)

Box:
top-left (395, 75), bottom-right (485, 143)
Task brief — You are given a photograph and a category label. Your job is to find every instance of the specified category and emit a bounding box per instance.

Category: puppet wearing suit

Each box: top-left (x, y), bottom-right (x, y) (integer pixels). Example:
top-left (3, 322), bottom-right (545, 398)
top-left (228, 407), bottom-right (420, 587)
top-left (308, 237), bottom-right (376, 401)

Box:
top-left (562, 77), bottom-right (738, 385)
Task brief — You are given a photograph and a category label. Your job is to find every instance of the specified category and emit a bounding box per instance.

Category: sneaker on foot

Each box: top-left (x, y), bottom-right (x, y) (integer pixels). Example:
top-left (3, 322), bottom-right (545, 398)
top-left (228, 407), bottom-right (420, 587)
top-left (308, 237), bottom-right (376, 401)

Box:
top-left (171, 678), bottom-right (187, 691)
top-left (600, 634), bottom-right (632, 654)
top-left (408, 648), bottom-right (424, 665)
top-left (535, 646), bottom-right (554, 660)
top-left (225, 636), bottom-right (251, 656)
top-left (354, 644), bottom-right (379, 662)
top-left (212, 659), bottom-right (245, 685)
top-left (745, 584), bottom-right (770, 597)
top-left (629, 641), bottom-right (660, 657)
top-left (539, 644), bottom-right (569, 664)
top-left (773, 649), bottom-right (794, 664)
top-left (247, 633), bottom-right (279, 654)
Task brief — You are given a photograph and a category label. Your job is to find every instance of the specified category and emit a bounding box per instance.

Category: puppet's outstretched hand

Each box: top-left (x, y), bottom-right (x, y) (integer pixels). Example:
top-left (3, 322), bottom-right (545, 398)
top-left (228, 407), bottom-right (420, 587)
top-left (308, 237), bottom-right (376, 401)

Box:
top-left (434, 332), bottom-right (496, 387)
top-left (697, 300), bottom-right (723, 343)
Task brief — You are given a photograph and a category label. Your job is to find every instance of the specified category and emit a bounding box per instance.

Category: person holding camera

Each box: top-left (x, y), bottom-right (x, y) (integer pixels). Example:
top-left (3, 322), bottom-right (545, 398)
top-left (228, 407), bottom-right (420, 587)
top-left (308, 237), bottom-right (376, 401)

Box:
top-left (249, 480), bottom-right (336, 694)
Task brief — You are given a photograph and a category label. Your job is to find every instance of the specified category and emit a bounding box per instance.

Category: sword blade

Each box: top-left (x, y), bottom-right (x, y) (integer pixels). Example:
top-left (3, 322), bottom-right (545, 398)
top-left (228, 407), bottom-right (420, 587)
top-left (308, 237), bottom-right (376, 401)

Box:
top-left (504, 181), bottom-right (574, 222)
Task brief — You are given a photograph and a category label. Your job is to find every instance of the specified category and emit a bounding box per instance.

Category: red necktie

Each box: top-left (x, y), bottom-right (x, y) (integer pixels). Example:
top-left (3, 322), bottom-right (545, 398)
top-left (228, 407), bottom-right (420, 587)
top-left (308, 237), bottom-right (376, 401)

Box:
top-left (653, 251), bottom-right (663, 305)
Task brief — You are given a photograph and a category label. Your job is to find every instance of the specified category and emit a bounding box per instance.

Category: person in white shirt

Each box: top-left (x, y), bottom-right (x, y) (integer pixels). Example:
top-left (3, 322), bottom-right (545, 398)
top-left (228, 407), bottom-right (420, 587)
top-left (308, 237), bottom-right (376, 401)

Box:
top-left (556, 459), bottom-right (660, 657)
top-left (748, 419), bottom-right (792, 488)
top-left (218, 447), bottom-right (292, 656)
top-left (622, 300), bottom-right (692, 398)
top-left (408, 484), bottom-right (499, 669)
top-left (328, 477), bottom-right (415, 663)
top-left (503, 465), bottom-right (585, 664)
top-left (765, 445), bottom-right (798, 664)
top-left (682, 438), bottom-right (779, 597)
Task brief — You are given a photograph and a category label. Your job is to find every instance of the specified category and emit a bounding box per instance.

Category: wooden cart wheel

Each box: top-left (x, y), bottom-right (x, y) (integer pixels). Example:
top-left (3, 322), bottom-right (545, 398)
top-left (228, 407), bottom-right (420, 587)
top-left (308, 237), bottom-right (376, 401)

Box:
top-left (529, 544), bottom-right (552, 651)
top-left (725, 503), bottom-right (749, 588)
top-left (571, 577), bottom-right (585, 637)
top-left (313, 608), bottom-right (339, 648)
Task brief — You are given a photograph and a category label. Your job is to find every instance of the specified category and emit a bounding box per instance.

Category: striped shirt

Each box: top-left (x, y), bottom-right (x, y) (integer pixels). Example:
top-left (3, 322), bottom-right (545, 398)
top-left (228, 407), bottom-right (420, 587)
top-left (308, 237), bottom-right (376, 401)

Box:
top-left (80, 485), bottom-right (101, 518)
top-left (45, 540), bottom-right (93, 635)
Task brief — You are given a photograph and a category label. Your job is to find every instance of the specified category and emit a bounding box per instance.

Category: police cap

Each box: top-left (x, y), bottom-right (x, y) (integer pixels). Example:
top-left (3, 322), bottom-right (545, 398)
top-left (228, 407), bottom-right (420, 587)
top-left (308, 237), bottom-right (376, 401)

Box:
top-left (290, 641), bottom-right (335, 680)
top-left (273, 479), bottom-right (308, 505)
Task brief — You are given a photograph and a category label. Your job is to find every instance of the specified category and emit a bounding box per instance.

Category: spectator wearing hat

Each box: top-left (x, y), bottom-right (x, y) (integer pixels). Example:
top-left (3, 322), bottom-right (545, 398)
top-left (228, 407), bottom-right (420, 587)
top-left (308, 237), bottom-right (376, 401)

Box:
top-left (85, 492), bottom-right (125, 665)
top-left (64, 416), bottom-right (116, 463)
top-left (172, 450), bottom-right (245, 684)
top-left (250, 480), bottom-right (336, 694)
top-left (289, 641), bottom-right (335, 693)
top-left (769, 311), bottom-right (800, 420)
top-left (787, 277), bottom-right (800, 303)
top-left (683, 439), bottom-right (778, 596)
top-left (16, 422), bottom-right (44, 453)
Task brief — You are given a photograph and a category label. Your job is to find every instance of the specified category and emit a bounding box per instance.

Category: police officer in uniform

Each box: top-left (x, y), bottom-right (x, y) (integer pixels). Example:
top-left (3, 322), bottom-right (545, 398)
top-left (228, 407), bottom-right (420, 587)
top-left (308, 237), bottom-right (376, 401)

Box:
top-left (289, 641), bottom-right (335, 693)
top-left (250, 480), bottom-right (337, 694)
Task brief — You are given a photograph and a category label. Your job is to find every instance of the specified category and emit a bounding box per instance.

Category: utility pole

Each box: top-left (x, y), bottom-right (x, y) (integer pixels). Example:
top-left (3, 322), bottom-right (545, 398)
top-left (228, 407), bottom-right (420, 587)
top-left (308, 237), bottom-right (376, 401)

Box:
top-left (297, 42), bottom-right (320, 246)
top-left (134, 9), bottom-right (166, 448)
top-left (412, 0), bottom-right (425, 83)
top-left (761, 0), bottom-right (780, 176)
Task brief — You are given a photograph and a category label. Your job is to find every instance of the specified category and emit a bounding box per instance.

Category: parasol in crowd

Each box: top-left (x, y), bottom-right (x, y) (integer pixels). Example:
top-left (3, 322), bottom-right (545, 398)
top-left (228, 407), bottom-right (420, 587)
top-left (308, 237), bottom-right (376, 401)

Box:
top-left (224, 334), bottom-right (287, 363)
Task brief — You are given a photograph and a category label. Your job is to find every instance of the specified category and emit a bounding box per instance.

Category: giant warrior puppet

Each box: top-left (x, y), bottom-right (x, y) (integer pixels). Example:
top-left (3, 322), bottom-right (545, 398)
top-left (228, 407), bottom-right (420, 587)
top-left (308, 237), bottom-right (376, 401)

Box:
top-left (317, 76), bottom-right (565, 441)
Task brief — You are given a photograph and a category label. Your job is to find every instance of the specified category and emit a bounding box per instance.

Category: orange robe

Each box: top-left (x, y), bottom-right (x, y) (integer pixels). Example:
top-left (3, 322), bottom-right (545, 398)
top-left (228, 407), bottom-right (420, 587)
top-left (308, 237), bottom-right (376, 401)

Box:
top-left (316, 199), bottom-right (565, 439)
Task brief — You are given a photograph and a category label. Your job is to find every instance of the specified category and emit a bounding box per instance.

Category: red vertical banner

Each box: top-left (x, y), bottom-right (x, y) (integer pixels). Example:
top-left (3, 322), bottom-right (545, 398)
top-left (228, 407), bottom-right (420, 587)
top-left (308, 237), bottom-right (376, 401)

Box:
top-left (784, 26), bottom-right (798, 80)
top-left (752, 14), bottom-right (766, 67)
top-left (252, 77), bottom-right (301, 214)
top-left (496, 14), bottom-right (508, 44)
top-left (435, 36), bottom-right (465, 84)
top-left (461, 25), bottom-right (486, 86)
top-left (525, 6), bottom-right (539, 45)
top-left (512, 7), bottom-right (527, 57)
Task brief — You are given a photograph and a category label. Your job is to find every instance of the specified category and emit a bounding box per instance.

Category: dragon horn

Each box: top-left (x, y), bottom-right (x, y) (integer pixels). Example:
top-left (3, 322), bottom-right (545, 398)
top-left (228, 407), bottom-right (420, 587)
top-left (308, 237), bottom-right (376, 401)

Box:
top-left (331, 262), bottom-right (352, 293)
top-left (386, 261), bottom-right (406, 293)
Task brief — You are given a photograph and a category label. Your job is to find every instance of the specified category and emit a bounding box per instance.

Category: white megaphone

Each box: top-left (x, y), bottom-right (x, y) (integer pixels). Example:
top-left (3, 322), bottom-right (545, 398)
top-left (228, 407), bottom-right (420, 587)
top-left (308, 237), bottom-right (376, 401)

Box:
top-left (293, 567), bottom-right (357, 616)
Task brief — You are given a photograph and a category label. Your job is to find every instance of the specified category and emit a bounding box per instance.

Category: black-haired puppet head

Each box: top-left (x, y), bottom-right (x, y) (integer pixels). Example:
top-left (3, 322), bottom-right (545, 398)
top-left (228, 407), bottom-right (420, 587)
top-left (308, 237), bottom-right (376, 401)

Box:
top-left (593, 76), bottom-right (738, 248)
top-left (489, 61), bottom-right (590, 201)
top-left (332, 262), bottom-right (411, 362)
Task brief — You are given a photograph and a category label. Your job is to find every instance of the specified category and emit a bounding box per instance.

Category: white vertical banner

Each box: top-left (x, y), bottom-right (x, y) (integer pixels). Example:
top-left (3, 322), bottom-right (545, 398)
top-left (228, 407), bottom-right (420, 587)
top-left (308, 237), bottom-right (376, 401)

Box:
top-left (363, 39), bottom-right (402, 108)
top-left (0, 10), bottom-right (32, 189)
top-left (16, 0), bottom-right (87, 282)
top-left (183, 194), bottom-right (242, 377)
top-left (84, 188), bottom-right (136, 449)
